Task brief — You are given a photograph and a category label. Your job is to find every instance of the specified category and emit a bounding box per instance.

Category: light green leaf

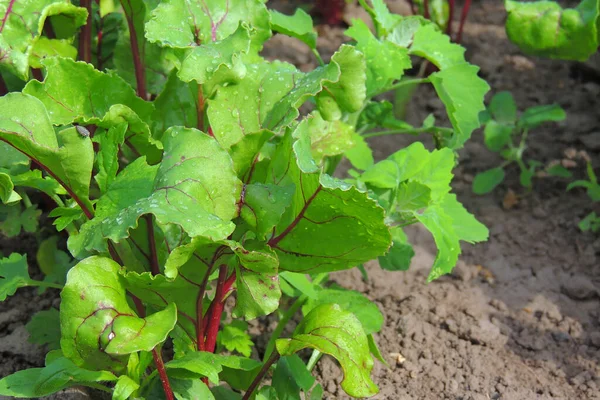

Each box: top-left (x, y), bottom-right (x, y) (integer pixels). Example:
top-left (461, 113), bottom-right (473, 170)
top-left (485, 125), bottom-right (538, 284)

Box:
top-left (306, 112), bottom-right (356, 163)
top-left (208, 49), bottom-right (352, 147)
top-left (302, 288), bottom-right (384, 334)
top-left (218, 320), bottom-right (253, 357)
top-left (505, 0), bottom-right (600, 61)
top-left (113, 375), bottom-right (140, 400)
top-left (146, 0), bottom-right (270, 55)
top-left (316, 45), bottom-right (366, 116)
top-left (69, 127), bottom-right (241, 257)
top-left (166, 352), bottom-right (261, 384)
top-left (428, 63), bottom-right (490, 149)
top-left (60, 256), bottom-right (177, 372)
top-left (176, 23), bottom-right (252, 85)
top-left (483, 120), bottom-right (513, 152)
top-left (345, 19), bottom-right (411, 96)
top-left (0, 93), bottom-right (95, 213)
top-left (279, 272), bottom-right (319, 299)
top-left (473, 168), bottom-right (505, 194)
top-left (276, 304), bottom-right (378, 398)
top-left (345, 134), bottom-right (374, 171)
top-left (0, 1), bottom-right (87, 80)
top-left (396, 181), bottom-right (431, 211)
top-left (171, 378), bottom-right (215, 400)
top-left (440, 194), bottom-right (489, 244)
top-left (409, 24), bottom-right (489, 148)
top-left (233, 245), bottom-right (281, 320)
top-left (22, 57), bottom-right (161, 161)
top-left (270, 9), bottom-right (317, 49)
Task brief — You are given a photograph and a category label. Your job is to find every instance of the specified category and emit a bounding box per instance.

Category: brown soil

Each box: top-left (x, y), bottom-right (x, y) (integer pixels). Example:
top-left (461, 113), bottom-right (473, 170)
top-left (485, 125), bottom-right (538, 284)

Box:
top-left (2, 1), bottom-right (600, 400)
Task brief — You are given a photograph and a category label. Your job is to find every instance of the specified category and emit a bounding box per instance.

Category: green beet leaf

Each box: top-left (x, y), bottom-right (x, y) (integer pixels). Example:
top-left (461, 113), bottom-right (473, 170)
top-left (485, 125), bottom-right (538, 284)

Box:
top-left (488, 91), bottom-right (517, 125)
top-left (483, 121), bottom-right (513, 152)
top-left (270, 8), bottom-right (317, 50)
top-left (0, 253), bottom-right (31, 300)
top-left (0, 0), bottom-right (87, 80)
top-left (266, 131), bottom-right (391, 273)
top-left (505, 0), bottom-right (600, 61)
top-left (409, 24), bottom-right (489, 148)
top-left (0, 93), bottom-right (95, 214)
top-left (218, 320), bottom-right (254, 357)
top-left (148, 0), bottom-right (270, 45)
top-left (60, 256), bottom-right (177, 372)
top-left (0, 356), bottom-right (117, 398)
top-left (208, 46), bottom-right (355, 147)
top-left (378, 226), bottom-right (415, 271)
top-left (345, 19), bottom-right (411, 96)
top-left (473, 167), bottom-right (505, 194)
top-left (113, 375), bottom-right (140, 400)
top-left (0, 203), bottom-right (41, 237)
top-left (302, 287), bottom-right (384, 335)
top-left (276, 303), bottom-right (378, 398)
top-left (22, 57), bottom-right (161, 162)
top-left (151, 71), bottom-right (199, 139)
top-left (518, 104), bottom-right (566, 129)
top-left (69, 126), bottom-right (241, 257)
top-left (272, 355), bottom-right (316, 400)
top-left (240, 183), bottom-right (295, 240)
top-left (26, 308), bottom-right (61, 350)
top-left (233, 244), bottom-right (281, 320)
top-left (166, 351), bottom-right (261, 384)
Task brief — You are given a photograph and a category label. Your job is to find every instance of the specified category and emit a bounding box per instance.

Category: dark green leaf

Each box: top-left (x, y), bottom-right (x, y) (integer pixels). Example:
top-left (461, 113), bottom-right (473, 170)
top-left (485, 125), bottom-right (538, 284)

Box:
top-left (272, 355), bottom-right (315, 400)
top-left (483, 121), bottom-right (513, 152)
top-left (0, 253), bottom-right (30, 301)
top-left (472, 168), bottom-right (505, 194)
top-left (378, 226), bottom-right (414, 271)
top-left (519, 104), bottom-right (566, 129)
top-left (488, 91), bottom-right (517, 124)
top-left (26, 308), bottom-right (61, 350)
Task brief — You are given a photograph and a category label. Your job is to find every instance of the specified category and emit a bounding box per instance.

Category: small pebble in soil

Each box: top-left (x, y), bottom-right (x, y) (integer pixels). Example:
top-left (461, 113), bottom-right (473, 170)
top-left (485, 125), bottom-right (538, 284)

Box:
top-left (561, 276), bottom-right (599, 300)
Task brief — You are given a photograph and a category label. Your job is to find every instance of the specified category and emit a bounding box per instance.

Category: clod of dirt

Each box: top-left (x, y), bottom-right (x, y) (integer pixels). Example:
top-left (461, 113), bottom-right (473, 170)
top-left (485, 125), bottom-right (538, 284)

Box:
top-left (561, 276), bottom-right (599, 300)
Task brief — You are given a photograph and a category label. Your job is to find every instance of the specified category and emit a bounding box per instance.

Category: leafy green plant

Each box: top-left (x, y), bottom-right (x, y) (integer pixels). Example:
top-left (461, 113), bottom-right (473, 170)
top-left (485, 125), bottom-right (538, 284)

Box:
top-left (472, 91), bottom-right (566, 195)
top-left (0, 0), bottom-right (489, 399)
top-left (505, 0), bottom-right (600, 61)
top-left (567, 162), bottom-right (600, 232)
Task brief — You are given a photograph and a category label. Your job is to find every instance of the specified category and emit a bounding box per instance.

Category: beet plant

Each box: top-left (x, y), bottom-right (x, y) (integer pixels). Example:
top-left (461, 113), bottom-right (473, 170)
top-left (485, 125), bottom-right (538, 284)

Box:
top-left (473, 91), bottom-right (566, 194)
top-left (0, 0), bottom-right (489, 398)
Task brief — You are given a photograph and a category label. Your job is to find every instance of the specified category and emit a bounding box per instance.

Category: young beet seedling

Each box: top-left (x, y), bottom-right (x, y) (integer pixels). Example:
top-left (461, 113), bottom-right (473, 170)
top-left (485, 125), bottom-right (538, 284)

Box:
top-left (472, 91), bottom-right (566, 195)
top-left (1, 0), bottom-right (489, 399)
top-left (567, 162), bottom-right (600, 233)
